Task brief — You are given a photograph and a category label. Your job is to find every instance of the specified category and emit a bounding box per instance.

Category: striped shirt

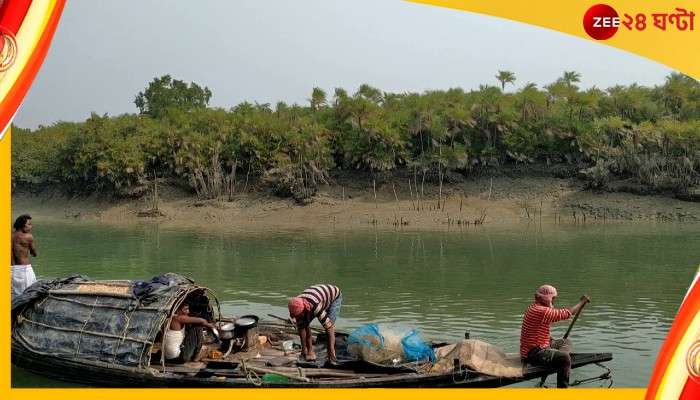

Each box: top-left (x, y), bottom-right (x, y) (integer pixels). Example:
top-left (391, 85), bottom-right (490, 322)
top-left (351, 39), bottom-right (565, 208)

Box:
top-left (519, 303), bottom-right (572, 358)
top-left (297, 284), bottom-right (341, 330)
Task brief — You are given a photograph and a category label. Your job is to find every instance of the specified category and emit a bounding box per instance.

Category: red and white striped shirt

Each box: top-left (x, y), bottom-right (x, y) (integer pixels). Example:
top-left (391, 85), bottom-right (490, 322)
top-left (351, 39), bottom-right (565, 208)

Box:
top-left (298, 284), bottom-right (341, 330)
top-left (519, 303), bottom-right (572, 358)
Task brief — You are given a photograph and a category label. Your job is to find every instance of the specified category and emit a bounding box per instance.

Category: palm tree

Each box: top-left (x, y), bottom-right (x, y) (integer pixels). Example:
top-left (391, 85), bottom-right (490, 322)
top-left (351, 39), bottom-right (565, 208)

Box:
top-left (561, 71), bottom-right (582, 87)
top-left (309, 87), bottom-right (327, 112)
top-left (356, 84), bottom-right (383, 104)
top-left (517, 83), bottom-right (546, 120)
top-left (495, 70), bottom-right (516, 91)
top-left (661, 72), bottom-right (698, 116)
top-left (332, 87), bottom-right (348, 107)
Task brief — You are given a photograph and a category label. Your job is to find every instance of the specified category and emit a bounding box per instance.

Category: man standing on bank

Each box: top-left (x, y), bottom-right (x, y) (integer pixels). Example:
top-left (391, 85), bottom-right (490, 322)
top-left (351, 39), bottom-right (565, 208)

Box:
top-left (11, 214), bottom-right (38, 300)
top-left (288, 284), bottom-right (342, 365)
top-left (520, 284), bottom-right (590, 388)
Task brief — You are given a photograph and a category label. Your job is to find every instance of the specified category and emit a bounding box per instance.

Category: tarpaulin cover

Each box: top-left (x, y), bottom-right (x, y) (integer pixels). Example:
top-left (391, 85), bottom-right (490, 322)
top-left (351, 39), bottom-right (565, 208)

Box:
top-left (431, 339), bottom-right (524, 378)
top-left (12, 273), bottom-right (194, 369)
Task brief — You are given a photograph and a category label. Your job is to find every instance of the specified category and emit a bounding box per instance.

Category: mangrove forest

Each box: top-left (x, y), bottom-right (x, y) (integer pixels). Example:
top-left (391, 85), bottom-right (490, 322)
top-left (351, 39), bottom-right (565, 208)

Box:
top-left (11, 71), bottom-right (700, 202)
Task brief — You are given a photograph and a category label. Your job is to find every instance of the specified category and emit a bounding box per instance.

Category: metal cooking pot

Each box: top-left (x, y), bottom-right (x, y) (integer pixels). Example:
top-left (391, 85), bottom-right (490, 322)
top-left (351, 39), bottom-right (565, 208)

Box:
top-left (209, 326), bottom-right (220, 340)
top-left (234, 315), bottom-right (259, 330)
top-left (217, 322), bottom-right (236, 340)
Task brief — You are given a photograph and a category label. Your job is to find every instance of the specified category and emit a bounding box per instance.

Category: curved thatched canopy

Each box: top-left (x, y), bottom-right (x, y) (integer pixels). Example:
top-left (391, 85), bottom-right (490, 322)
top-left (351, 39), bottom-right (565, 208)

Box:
top-left (11, 273), bottom-right (214, 370)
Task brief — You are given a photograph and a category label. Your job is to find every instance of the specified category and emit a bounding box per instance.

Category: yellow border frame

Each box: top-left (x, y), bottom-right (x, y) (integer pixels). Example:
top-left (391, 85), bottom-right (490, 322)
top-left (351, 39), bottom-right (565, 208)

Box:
top-left (6, 0), bottom-right (700, 398)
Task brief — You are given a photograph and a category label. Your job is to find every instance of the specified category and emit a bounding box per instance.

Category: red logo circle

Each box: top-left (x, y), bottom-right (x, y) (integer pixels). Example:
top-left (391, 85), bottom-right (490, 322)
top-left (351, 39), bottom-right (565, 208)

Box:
top-left (583, 4), bottom-right (620, 40)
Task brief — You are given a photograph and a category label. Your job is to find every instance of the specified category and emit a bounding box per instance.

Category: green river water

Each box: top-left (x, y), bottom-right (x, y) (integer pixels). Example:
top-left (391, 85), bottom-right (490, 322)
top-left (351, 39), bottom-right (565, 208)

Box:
top-left (11, 220), bottom-right (700, 388)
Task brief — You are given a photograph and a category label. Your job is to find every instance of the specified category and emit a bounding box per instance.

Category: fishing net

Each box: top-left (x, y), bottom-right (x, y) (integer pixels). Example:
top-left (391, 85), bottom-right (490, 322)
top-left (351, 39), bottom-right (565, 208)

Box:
top-left (347, 324), bottom-right (435, 365)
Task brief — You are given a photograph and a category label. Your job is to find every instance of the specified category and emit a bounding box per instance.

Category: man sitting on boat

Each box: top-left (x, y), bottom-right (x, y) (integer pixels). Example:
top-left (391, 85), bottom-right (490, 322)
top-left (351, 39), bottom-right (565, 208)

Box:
top-left (520, 284), bottom-right (590, 388)
top-left (288, 284), bottom-right (342, 365)
top-left (164, 302), bottom-right (216, 364)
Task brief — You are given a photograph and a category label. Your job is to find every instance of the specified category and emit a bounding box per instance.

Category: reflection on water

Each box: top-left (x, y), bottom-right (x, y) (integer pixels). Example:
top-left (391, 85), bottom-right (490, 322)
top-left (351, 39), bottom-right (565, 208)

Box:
top-left (11, 221), bottom-right (699, 387)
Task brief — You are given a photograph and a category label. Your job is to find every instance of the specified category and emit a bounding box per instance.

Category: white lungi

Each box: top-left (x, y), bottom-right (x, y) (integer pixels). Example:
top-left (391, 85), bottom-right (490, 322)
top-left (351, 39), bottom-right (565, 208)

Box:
top-left (11, 264), bottom-right (37, 300)
top-left (164, 327), bottom-right (185, 360)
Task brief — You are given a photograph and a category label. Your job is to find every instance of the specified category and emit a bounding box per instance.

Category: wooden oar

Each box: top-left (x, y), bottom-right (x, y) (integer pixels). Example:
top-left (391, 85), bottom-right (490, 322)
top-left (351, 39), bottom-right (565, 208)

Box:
top-left (538, 298), bottom-right (590, 387)
top-left (563, 299), bottom-right (589, 339)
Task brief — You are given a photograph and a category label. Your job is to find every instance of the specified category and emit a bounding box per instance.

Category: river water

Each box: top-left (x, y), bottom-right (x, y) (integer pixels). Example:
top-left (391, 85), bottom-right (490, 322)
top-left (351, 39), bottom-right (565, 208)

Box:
top-left (11, 220), bottom-right (700, 387)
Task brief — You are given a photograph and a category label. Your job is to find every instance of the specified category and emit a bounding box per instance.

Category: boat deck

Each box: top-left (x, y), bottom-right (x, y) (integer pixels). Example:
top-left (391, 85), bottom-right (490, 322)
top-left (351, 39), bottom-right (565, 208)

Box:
top-left (147, 322), bottom-right (613, 388)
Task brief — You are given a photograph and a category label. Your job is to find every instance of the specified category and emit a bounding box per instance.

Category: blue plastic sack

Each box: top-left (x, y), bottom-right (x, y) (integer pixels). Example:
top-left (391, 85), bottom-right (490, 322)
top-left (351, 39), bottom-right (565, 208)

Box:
top-left (347, 323), bottom-right (384, 348)
top-left (348, 324), bottom-right (435, 364)
top-left (401, 329), bottom-right (436, 362)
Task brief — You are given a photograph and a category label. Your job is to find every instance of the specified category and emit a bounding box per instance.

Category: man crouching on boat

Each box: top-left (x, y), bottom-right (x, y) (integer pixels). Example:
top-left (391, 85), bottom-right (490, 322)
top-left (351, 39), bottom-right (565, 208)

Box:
top-left (288, 284), bottom-right (342, 365)
top-left (164, 302), bottom-right (216, 364)
top-left (520, 284), bottom-right (589, 388)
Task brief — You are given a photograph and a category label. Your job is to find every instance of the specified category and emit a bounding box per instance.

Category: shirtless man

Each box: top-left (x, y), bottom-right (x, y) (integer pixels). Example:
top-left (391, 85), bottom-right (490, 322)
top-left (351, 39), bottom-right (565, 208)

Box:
top-left (11, 214), bottom-right (37, 300)
top-left (164, 303), bottom-right (215, 363)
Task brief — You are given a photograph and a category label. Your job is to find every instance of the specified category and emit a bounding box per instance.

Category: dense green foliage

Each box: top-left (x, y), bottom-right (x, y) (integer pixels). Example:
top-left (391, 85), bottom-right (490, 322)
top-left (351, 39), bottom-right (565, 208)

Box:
top-left (134, 75), bottom-right (212, 119)
top-left (12, 72), bottom-right (700, 200)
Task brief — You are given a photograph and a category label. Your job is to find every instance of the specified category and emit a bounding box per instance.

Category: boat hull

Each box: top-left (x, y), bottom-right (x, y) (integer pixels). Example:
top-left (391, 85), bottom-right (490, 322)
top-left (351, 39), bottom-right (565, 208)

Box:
top-left (12, 338), bottom-right (612, 388)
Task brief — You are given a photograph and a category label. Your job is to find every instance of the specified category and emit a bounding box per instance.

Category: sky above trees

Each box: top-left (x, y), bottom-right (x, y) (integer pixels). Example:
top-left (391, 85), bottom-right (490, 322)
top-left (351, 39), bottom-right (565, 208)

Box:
top-left (15, 0), bottom-right (674, 129)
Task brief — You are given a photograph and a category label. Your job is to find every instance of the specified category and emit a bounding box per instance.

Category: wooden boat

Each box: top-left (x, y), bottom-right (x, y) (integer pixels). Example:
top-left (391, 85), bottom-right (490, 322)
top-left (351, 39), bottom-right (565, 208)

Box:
top-left (11, 274), bottom-right (613, 388)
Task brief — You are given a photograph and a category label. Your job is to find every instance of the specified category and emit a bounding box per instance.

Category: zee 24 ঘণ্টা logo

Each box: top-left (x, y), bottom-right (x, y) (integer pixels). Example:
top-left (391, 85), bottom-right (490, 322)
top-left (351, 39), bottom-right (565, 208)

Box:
top-left (583, 3), bottom-right (695, 40)
top-left (689, 339), bottom-right (700, 383)
top-left (0, 24), bottom-right (17, 72)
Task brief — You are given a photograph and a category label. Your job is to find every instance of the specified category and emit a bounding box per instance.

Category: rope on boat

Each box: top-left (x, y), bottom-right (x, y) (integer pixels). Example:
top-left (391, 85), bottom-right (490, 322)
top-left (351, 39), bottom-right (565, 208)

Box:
top-left (19, 317), bottom-right (153, 345)
top-left (46, 294), bottom-right (166, 311)
top-left (537, 362), bottom-right (613, 388)
top-left (74, 297), bottom-right (99, 358)
top-left (451, 362), bottom-right (474, 384)
top-left (571, 363), bottom-right (613, 388)
top-left (114, 299), bottom-right (139, 365)
top-left (240, 359), bottom-right (262, 387)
